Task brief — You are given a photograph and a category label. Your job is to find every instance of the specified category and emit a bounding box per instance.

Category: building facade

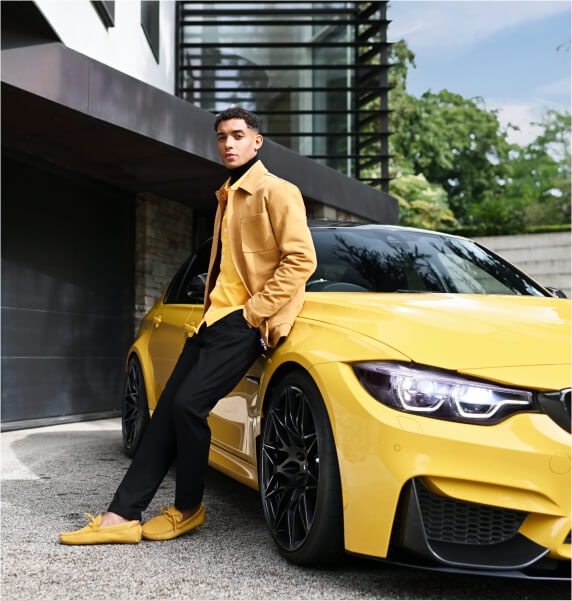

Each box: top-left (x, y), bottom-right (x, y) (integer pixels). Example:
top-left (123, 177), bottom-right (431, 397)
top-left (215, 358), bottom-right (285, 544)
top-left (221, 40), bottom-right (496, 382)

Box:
top-left (177, 1), bottom-right (391, 190)
top-left (1, 0), bottom-right (396, 428)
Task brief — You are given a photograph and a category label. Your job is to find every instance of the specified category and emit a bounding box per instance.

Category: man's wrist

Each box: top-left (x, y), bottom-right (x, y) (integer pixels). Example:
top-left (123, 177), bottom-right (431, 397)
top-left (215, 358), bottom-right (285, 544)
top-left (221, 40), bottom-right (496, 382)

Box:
top-left (243, 305), bottom-right (262, 329)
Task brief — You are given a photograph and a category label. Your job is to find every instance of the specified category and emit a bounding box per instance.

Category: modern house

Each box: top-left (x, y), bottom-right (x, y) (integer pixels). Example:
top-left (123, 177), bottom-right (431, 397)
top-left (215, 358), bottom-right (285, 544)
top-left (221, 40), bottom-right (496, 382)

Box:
top-left (1, 1), bottom-right (396, 428)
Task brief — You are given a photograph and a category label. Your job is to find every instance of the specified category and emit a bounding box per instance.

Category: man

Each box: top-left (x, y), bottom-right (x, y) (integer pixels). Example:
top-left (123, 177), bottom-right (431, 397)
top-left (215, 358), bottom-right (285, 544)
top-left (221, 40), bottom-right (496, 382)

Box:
top-left (60, 107), bottom-right (317, 544)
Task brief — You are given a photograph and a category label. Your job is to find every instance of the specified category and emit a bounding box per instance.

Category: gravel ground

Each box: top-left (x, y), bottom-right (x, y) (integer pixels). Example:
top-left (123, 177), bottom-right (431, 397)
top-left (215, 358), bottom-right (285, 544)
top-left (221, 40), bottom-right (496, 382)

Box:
top-left (1, 418), bottom-right (570, 601)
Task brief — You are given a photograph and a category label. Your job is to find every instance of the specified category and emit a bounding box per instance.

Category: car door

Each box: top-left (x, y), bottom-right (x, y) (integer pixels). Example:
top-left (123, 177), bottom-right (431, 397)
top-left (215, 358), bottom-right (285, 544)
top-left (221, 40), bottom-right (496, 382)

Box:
top-left (208, 355), bottom-right (265, 465)
top-left (147, 245), bottom-right (210, 403)
top-left (149, 240), bottom-right (264, 465)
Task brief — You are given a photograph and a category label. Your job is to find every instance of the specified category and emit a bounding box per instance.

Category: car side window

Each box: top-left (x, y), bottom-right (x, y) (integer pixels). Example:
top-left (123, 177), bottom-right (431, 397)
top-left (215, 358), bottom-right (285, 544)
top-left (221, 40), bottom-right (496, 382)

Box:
top-left (166, 241), bottom-right (211, 305)
top-left (162, 257), bottom-right (192, 304)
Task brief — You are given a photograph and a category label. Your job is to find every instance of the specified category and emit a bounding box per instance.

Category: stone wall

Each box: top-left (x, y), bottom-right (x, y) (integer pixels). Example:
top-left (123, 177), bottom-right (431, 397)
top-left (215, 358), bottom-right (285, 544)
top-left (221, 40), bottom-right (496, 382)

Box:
top-left (132, 197), bottom-right (365, 334)
top-left (135, 193), bottom-right (193, 328)
top-left (474, 232), bottom-right (571, 298)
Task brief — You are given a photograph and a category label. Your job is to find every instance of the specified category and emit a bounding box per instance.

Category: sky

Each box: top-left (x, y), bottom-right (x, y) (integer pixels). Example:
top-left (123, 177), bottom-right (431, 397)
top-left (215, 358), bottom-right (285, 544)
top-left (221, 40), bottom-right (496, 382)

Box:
top-left (387, 0), bottom-right (571, 147)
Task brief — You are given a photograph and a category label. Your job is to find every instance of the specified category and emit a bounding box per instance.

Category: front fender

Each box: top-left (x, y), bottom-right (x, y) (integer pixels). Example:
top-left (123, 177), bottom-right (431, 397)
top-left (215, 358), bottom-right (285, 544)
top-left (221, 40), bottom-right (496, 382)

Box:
top-left (258, 316), bottom-right (411, 410)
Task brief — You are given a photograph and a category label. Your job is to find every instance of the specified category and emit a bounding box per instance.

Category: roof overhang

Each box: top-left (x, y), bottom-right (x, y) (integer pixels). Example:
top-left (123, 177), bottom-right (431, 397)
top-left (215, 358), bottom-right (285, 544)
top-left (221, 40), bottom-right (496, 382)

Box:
top-left (1, 41), bottom-right (398, 223)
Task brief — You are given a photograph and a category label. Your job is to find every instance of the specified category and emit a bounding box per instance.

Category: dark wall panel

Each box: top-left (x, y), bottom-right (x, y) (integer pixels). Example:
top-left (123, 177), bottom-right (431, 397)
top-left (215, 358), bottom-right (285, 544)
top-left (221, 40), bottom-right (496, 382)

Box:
top-left (1, 155), bottom-right (134, 423)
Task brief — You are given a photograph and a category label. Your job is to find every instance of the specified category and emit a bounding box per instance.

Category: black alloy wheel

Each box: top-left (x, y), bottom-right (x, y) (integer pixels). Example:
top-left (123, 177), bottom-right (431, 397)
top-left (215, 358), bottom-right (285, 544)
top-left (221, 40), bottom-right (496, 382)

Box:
top-left (259, 369), bottom-right (344, 565)
top-left (122, 356), bottom-right (150, 458)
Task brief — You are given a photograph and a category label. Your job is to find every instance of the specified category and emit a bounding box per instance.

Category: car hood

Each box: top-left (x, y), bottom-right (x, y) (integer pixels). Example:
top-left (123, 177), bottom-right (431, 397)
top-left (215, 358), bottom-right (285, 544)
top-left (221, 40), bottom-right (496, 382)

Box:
top-left (301, 292), bottom-right (571, 380)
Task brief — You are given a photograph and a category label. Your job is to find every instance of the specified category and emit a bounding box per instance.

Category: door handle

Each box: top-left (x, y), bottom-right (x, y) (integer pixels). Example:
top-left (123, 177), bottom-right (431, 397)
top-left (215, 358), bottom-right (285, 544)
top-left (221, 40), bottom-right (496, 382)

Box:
top-left (184, 322), bottom-right (198, 334)
top-left (153, 315), bottom-right (162, 328)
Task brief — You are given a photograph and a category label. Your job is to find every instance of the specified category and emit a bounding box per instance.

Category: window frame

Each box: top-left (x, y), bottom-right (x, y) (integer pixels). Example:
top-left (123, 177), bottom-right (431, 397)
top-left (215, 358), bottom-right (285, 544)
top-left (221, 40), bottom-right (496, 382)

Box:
top-left (163, 242), bottom-right (211, 305)
top-left (91, 1), bottom-right (115, 28)
top-left (141, 0), bottom-right (160, 63)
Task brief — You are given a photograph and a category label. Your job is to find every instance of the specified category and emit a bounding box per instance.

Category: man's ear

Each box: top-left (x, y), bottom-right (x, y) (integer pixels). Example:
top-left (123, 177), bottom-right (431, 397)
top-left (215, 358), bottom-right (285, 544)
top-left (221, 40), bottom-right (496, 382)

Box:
top-left (255, 134), bottom-right (263, 151)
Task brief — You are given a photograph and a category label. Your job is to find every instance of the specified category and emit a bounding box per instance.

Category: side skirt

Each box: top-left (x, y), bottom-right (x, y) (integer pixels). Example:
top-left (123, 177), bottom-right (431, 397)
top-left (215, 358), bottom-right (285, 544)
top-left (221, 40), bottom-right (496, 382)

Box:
top-left (208, 442), bottom-right (259, 491)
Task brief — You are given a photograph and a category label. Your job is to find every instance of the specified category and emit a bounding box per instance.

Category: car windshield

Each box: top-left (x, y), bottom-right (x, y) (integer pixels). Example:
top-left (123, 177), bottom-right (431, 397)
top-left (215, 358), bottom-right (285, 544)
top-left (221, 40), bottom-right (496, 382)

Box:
top-left (308, 228), bottom-right (548, 296)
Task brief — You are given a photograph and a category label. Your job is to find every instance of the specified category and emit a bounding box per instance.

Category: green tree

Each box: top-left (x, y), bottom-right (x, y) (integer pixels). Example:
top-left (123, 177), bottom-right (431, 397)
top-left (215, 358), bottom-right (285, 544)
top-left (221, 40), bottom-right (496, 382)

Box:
top-left (390, 88), bottom-right (516, 229)
top-left (385, 40), bottom-right (457, 229)
top-left (385, 38), bottom-right (570, 235)
top-left (503, 109), bottom-right (571, 228)
top-left (390, 166), bottom-right (457, 230)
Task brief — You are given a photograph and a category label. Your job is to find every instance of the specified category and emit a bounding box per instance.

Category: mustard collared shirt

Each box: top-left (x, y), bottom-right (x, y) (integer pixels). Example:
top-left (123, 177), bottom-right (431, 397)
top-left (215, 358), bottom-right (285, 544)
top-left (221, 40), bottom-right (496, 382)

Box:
top-left (200, 171), bottom-right (251, 328)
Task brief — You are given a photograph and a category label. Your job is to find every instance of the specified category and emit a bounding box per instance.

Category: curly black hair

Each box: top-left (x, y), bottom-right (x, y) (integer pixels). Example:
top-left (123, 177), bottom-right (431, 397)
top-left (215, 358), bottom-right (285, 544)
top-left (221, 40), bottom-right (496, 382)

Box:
top-left (214, 106), bottom-right (260, 132)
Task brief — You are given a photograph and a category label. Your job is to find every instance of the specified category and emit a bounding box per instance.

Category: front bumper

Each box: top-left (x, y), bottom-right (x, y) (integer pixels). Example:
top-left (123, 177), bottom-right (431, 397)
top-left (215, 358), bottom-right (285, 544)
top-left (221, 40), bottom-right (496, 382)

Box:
top-left (390, 478), bottom-right (570, 580)
top-left (309, 361), bottom-right (571, 577)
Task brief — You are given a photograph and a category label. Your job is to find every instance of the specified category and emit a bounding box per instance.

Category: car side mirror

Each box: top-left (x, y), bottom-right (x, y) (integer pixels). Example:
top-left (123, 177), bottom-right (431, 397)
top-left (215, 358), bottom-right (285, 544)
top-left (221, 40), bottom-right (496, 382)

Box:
top-left (186, 273), bottom-right (207, 304)
top-left (545, 286), bottom-right (567, 299)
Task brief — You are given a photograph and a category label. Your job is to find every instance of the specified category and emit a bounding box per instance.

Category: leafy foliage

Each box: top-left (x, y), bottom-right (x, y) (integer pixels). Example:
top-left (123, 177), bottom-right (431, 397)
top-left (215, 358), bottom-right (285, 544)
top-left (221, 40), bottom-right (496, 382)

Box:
top-left (503, 109), bottom-right (571, 228)
top-left (383, 40), bottom-right (458, 230)
top-left (391, 89), bottom-right (514, 226)
top-left (390, 167), bottom-right (457, 230)
top-left (386, 39), bottom-right (571, 235)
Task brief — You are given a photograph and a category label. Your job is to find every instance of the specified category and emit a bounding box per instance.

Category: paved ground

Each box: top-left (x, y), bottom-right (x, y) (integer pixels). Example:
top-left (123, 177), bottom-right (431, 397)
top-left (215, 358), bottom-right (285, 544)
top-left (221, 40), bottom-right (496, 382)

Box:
top-left (1, 418), bottom-right (570, 600)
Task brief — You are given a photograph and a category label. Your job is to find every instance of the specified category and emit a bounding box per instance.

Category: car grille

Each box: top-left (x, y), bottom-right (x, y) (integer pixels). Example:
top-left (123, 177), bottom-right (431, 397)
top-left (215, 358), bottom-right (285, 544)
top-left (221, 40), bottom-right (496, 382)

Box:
top-left (537, 388), bottom-right (571, 433)
top-left (416, 482), bottom-right (527, 545)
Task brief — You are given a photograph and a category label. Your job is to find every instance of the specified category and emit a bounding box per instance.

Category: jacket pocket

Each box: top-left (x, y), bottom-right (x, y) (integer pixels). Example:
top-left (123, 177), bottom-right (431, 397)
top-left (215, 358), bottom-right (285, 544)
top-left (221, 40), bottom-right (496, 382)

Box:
top-left (240, 213), bottom-right (276, 253)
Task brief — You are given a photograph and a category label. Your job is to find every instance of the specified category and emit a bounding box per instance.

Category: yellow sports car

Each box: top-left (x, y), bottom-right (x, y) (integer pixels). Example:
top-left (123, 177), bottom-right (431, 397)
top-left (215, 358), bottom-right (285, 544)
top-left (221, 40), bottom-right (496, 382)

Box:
top-left (121, 223), bottom-right (570, 580)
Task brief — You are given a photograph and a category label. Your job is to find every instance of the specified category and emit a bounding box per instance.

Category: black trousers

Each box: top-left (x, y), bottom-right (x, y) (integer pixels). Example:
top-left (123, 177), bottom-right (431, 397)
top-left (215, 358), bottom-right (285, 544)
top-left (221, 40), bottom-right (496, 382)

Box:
top-left (108, 310), bottom-right (263, 521)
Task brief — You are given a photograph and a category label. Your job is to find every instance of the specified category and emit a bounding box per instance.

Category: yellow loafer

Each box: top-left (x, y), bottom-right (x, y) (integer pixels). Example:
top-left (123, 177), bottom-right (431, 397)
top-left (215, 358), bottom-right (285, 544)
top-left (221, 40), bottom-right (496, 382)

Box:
top-left (59, 513), bottom-right (142, 545)
top-left (142, 504), bottom-right (205, 541)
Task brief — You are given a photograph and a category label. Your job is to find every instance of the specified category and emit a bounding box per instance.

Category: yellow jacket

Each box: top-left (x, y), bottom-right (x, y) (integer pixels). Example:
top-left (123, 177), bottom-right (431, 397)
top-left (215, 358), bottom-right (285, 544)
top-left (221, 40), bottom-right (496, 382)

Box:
top-left (204, 160), bottom-right (317, 348)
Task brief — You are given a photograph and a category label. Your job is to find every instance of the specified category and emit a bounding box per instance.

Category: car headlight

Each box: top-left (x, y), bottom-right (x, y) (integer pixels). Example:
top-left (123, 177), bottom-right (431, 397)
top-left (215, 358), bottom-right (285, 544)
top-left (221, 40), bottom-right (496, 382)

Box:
top-left (353, 362), bottom-right (535, 425)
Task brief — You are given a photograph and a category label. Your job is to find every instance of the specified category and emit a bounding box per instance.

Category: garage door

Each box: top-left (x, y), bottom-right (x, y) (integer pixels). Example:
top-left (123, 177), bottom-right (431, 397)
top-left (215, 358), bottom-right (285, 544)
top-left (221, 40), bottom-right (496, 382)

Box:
top-left (1, 156), bottom-right (134, 426)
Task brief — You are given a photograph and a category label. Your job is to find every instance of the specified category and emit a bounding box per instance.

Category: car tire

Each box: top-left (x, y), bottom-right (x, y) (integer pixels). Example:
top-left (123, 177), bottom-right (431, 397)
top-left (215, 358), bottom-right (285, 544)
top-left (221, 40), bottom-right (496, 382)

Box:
top-left (259, 369), bottom-right (344, 565)
top-left (122, 356), bottom-right (150, 458)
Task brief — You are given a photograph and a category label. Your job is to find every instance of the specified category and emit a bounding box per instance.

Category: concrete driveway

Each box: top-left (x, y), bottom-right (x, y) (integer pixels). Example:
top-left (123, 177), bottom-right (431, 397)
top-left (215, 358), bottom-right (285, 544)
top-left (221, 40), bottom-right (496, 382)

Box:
top-left (1, 418), bottom-right (569, 600)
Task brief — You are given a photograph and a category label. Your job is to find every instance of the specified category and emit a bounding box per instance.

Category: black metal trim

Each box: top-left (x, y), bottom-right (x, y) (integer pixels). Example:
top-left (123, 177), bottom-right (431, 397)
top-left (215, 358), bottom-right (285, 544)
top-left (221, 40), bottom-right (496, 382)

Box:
top-left (396, 479), bottom-right (549, 571)
top-left (1, 410), bottom-right (121, 432)
top-left (308, 154), bottom-right (392, 160)
top-left (181, 75), bottom-right (383, 82)
top-left (140, 0), bottom-right (160, 63)
top-left (251, 131), bottom-right (380, 137)
top-left (181, 8), bottom-right (373, 16)
top-left (91, 1), bottom-right (115, 28)
top-left (346, 553), bottom-right (572, 582)
top-left (180, 86), bottom-right (391, 93)
top-left (226, 109), bottom-right (391, 115)
top-left (537, 389), bottom-right (571, 432)
top-left (175, 0), bottom-right (181, 95)
top-left (180, 63), bottom-right (389, 71)
top-left (180, 19), bottom-right (389, 27)
top-left (176, 1), bottom-right (392, 193)
top-left (181, 41), bottom-right (390, 48)
top-left (357, 23), bottom-right (385, 41)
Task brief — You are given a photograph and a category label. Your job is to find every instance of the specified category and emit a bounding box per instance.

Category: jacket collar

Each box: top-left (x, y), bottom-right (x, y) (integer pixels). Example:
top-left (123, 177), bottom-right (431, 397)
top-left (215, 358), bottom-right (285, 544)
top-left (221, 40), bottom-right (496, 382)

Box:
top-left (216, 159), bottom-right (267, 202)
top-left (235, 159), bottom-right (267, 194)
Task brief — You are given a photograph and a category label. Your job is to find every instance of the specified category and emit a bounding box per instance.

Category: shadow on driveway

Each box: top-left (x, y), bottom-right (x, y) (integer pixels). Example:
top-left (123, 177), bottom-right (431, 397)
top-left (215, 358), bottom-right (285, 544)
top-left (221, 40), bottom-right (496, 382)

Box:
top-left (2, 423), bottom-right (569, 600)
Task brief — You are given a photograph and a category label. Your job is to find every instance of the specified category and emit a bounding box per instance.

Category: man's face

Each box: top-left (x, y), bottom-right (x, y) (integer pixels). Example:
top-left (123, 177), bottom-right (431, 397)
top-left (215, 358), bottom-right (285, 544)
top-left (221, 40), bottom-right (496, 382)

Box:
top-left (216, 118), bottom-right (263, 169)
